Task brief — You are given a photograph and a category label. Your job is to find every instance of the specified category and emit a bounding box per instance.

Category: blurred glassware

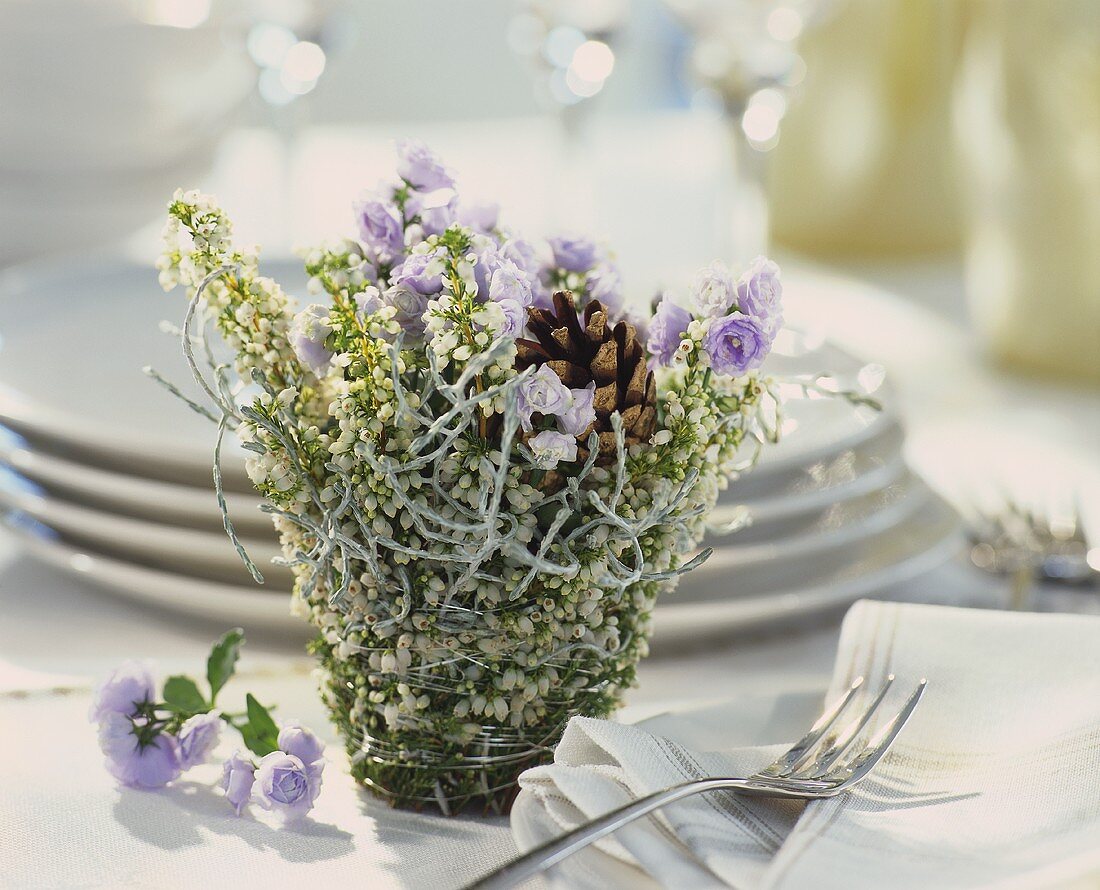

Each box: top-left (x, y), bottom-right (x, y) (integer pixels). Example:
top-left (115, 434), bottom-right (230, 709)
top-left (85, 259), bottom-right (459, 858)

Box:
top-left (664, 0), bottom-right (834, 264)
top-left (0, 0), bottom-right (255, 266)
top-left (768, 0), bottom-right (965, 257)
top-left (953, 0), bottom-right (1100, 385)
top-left (508, 0), bottom-right (629, 229)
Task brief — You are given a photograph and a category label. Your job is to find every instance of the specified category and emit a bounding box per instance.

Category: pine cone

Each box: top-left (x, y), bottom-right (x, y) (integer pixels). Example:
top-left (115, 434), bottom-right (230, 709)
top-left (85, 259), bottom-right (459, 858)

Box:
top-left (516, 291), bottom-right (657, 464)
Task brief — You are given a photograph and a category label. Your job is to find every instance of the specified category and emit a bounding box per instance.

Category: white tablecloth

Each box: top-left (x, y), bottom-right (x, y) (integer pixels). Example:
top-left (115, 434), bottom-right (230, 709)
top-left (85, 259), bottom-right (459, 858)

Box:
top-left (3, 121), bottom-right (1098, 889)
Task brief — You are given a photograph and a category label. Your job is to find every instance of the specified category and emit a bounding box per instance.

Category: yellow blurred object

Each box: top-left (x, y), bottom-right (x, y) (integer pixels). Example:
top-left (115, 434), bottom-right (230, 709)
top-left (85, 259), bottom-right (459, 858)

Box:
top-left (954, 0), bottom-right (1100, 386)
top-left (768, 0), bottom-right (965, 257)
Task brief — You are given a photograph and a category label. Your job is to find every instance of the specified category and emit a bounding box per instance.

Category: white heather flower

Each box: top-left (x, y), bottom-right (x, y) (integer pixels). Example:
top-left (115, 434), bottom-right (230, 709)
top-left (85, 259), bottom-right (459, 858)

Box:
top-left (528, 430), bottom-right (578, 469)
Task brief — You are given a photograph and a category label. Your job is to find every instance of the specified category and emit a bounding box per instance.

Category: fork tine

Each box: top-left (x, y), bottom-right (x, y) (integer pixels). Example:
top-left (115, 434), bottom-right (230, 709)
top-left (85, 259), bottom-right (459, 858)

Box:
top-left (802, 675), bottom-right (895, 777)
top-left (759, 676), bottom-right (865, 777)
top-left (830, 680), bottom-right (928, 787)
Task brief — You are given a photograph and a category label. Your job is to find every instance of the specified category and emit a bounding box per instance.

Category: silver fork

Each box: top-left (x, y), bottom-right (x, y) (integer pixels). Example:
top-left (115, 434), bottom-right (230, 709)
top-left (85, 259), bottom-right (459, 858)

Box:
top-left (466, 675), bottom-right (926, 890)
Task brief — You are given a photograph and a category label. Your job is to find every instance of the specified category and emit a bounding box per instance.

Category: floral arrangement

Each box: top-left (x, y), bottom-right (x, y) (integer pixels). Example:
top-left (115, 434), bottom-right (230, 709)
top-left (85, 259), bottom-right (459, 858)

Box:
top-left (89, 629), bottom-right (327, 823)
top-left (154, 140), bottom-right (784, 814)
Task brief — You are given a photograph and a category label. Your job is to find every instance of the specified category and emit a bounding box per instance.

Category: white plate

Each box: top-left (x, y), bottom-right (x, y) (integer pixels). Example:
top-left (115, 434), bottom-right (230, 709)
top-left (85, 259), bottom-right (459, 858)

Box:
top-left (0, 470), bottom-right (287, 587)
top-left (0, 257), bottom-right (894, 492)
top-left (0, 424), bottom-right (272, 535)
top-left (3, 513), bottom-right (309, 640)
top-left (661, 495), bottom-right (963, 648)
top-left (699, 469), bottom-right (929, 576)
top-left (3, 492), bottom-right (961, 654)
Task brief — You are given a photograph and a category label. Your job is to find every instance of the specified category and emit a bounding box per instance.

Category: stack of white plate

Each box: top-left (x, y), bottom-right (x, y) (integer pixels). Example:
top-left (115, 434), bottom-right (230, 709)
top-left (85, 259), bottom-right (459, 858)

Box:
top-left (0, 258), bottom-right (962, 650)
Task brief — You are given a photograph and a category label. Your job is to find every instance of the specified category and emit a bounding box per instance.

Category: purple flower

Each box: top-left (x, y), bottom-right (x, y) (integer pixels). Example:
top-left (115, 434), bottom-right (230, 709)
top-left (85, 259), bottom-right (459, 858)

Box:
top-left (88, 661), bottom-right (155, 723)
top-left (353, 196), bottom-right (405, 261)
top-left (178, 711), bottom-right (222, 769)
top-left (220, 751), bottom-right (256, 816)
top-left (528, 430), bottom-right (578, 469)
top-left (395, 139), bottom-right (454, 191)
top-left (471, 247), bottom-right (503, 301)
top-left (383, 283), bottom-right (430, 339)
top-left (548, 235), bottom-right (599, 273)
top-left (646, 297), bottom-right (692, 366)
top-left (289, 304), bottom-right (334, 376)
top-left (501, 238), bottom-right (542, 277)
top-left (488, 259), bottom-right (533, 308)
top-left (391, 250), bottom-right (444, 296)
top-left (277, 722), bottom-right (325, 785)
top-left (406, 191), bottom-right (456, 236)
top-left (691, 261), bottom-right (736, 318)
top-left (704, 313), bottom-right (773, 376)
top-left (97, 713), bottom-right (182, 789)
top-left (253, 751), bottom-right (321, 824)
top-left (517, 365), bottom-right (573, 432)
top-left (735, 256), bottom-right (783, 332)
top-left (495, 298), bottom-right (527, 338)
top-left (456, 201), bottom-right (499, 234)
top-left (586, 263), bottom-right (623, 316)
top-left (558, 384), bottom-right (596, 437)
top-left (355, 286), bottom-right (384, 318)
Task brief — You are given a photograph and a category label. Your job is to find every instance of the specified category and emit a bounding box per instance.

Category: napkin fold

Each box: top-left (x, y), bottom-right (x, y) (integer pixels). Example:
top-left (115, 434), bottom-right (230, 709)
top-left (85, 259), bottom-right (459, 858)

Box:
top-left (513, 600), bottom-right (1100, 888)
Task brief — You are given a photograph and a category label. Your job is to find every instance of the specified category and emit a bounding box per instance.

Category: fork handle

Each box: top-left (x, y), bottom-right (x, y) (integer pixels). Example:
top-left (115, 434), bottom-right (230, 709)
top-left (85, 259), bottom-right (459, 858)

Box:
top-left (466, 776), bottom-right (787, 890)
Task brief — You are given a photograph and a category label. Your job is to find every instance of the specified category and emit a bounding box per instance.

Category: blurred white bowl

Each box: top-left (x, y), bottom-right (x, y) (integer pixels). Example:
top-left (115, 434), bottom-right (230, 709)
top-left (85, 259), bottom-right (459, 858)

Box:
top-left (0, 0), bottom-right (255, 263)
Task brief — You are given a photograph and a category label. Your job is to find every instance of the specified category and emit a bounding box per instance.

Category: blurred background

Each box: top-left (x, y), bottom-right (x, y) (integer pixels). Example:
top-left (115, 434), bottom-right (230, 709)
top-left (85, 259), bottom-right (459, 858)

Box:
top-left (3, 0), bottom-right (1097, 382)
top-left (0, 0), bottom-right (1097, 638)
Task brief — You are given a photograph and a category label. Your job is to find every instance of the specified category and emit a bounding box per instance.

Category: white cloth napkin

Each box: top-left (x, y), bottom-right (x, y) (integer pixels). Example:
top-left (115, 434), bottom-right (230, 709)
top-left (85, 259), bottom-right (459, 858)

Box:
top-left (513, 600), bottom-right (1100, 888)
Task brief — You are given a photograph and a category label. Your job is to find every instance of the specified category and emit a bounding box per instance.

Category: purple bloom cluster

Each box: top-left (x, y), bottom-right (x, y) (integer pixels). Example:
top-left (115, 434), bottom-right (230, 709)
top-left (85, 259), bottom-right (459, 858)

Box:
top-left (222, 723), bottom-right (326, 824)
top-left (90, 640), bottom-right (326, 826)
top-left (517, 367), bottom-right (597, 467)
top-left (647, 256), bottom-right (784, 376)
top-left (89, 661), bottom-right (202, 791)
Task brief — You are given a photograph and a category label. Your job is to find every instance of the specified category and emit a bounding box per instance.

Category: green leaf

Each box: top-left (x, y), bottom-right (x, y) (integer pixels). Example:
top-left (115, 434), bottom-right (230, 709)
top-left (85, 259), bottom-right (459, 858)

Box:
top-left (162, 675), bottom-right (207, 714)
top-left (239, 722), bottom-right (279, 758)
top-left (242, 693), bottom-right (280, 756)
top-left (206, 627), bottom-right (245, 704)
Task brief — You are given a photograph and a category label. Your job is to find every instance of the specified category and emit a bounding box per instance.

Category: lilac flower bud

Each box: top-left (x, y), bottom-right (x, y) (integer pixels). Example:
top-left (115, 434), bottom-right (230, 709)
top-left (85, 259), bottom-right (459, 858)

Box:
top-left (88, 661), bottom-right (155, 723)
top-left (406, 191), bottom-right (456, 236)
top-left (395, 139), bottom-right (455, 191)
top-left (220, 751), bottom-right (256, 816)
top-left (646, 296), bottom-right (692, 366)
top-left (472, 247), bottom-right (503, 301)
top-left (586, 263), bottom-right (624, 317)
top-left (528, 430), bottom-right (578, 469)
top-left (735, 256), bottom-right (783, 332)
top-left (355, 286), bottom-right (384, 318)
top-left (704, 313), bottom-right (773, 376)
top-left (277, 722), bottom-right (325, 785)
top-left (488, 259), bottom-right (533, 308)
top-left (495, 298), bottom-right (527, 338)
top-left (289, 304), bottom-right (334, 376)
top-left (353, 196), bottom-right (405, 261)
top-left (548, 235), bottom-right (599, 273)
top-left (97, 713), bottom-right (182, 789)
top-left (178, 711), bottom-right (222, 769)
top-left (391, 250), bottom-right (444, 296)
top-left (690, 261), bottom-right (736, 318)
top-left (383, 283), bottom-right (430, 339)
top-left (456, 201), bottom-right (500, 234)
top-left (253, 751), bottom-right (321, 824)
top-left (557, 384), bottom-right (596, 437)
top-left (517, 365), bottom-right (573, 431)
